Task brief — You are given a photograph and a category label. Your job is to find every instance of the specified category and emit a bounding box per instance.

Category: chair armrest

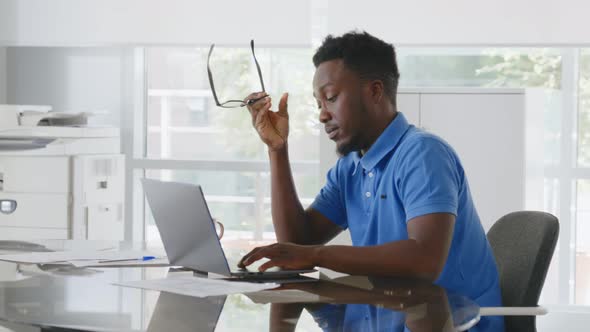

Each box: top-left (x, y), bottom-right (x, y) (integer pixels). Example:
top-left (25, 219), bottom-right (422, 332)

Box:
top-left (480, 306), bottom-right (548, 316)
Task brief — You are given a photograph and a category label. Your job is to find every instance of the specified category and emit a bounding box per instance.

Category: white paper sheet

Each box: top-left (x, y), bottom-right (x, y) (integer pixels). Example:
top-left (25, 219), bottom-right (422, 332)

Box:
top-left (0, 250), bottom-right (162, 265)
top-left (114, 275), bottom-right (279, 298)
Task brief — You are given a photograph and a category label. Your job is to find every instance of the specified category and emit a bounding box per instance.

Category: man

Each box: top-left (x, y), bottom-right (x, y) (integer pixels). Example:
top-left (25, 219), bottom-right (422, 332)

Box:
top-left (238, 31), bottom-right (503, 314)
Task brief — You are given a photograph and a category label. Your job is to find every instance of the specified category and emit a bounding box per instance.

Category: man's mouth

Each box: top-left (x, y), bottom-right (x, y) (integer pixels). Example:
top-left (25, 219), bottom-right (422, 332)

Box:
top-left (325, 127), bottom-right (339, 140)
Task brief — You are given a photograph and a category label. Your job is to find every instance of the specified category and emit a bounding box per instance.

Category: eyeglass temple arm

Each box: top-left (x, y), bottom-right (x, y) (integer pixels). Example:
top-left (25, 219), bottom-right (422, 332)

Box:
top-left (207, 44), bottom-right (223, 106)
top-left (208, 41), bottom-right (265, 107)
top-left (251, 40), bottom-right (266, 92)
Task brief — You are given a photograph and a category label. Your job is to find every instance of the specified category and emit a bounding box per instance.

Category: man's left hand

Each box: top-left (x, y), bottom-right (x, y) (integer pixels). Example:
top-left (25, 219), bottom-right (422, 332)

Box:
top-left (238, 243), bottom-right (320, 272)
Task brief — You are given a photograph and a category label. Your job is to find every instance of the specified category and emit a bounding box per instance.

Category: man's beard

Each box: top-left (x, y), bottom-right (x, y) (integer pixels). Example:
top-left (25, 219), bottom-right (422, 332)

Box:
top-left (336, 133), bottom-right (364, 157)
top-left (335, 103), bottom-right (366, 157)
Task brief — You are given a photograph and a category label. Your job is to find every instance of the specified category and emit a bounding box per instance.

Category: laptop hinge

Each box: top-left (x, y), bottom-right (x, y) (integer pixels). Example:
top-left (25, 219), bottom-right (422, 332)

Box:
top-left (192, 270), bottom-right (209, 278)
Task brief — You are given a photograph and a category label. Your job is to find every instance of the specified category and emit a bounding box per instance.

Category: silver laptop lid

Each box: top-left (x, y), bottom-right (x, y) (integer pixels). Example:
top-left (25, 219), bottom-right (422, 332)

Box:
top-left (141, 178), bottom-right (231, 276)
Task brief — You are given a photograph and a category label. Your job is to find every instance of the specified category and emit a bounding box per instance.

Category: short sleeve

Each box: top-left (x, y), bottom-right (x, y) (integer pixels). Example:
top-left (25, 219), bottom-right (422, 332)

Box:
top-left (310, 161), bottom-right (348, 229)
top-left (308, 304), bottom-right (346, 331)
top-left (395, 137), bottom-right (461, 222)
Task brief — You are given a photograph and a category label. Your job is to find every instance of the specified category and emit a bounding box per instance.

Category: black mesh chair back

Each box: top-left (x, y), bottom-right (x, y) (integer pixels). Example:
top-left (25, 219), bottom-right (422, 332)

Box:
top-left (486, 211), bottom-right (559, 332)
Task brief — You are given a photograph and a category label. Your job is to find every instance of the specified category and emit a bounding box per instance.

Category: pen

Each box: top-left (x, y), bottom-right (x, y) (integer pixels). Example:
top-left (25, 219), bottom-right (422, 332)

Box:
top-left (99, 256), bottom-right (156, 263)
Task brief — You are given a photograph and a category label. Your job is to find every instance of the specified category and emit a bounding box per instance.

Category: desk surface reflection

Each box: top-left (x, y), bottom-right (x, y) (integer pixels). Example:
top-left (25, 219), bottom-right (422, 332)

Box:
top-left (0, 240), bottom-right (485, 332)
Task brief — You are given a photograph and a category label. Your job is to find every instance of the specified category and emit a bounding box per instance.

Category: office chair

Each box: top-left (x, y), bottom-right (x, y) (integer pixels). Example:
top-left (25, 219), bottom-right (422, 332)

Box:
top-left (484, 211), bottom-right (559, 332)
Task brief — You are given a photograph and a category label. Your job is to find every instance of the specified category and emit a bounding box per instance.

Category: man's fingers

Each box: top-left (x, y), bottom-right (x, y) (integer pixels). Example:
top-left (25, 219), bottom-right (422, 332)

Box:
top-left (238, 247), bottom-right (262, 267)
top-left (254, 100), bottom-right (271, 128)
top-left (247, 97), bottom-right (270, 114)
top-left (259, 260), bottom-right (282, 272)
top-left (244, 91), bottom-right (265, 105)
top-left (244, 250), bottom-right (269, 267)
top-left (240, 246), bottom-right (275, 267)
top-left (246, 93), bottom-right (269, 120)
top-left (238, 246), bottom-right (263, 267)
top-left (277, 92), bottom-right (289, 117)
top-left (246, 92), bottom-right (261, 101)
top-left (250, 99), bottom-right (270, 127)
top-left (246, 93), bottom-right (268, 111)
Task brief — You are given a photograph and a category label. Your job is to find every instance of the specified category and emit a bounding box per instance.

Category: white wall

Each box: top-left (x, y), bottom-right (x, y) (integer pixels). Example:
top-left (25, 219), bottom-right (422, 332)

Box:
top-left (327, 0), bottom-right (590, 45)
top-left (0, 0), bottom-right (311, 46)
top-left (6, 47), bottom-right (133, 127)
top-left (0, 1), bottom-right (17, 46)
top-left (538, 307), bottom-right (590, 332)
top-left (0, 47), bottom-right (6, 103)
top-left (3, 0), bottom-right (589, 47)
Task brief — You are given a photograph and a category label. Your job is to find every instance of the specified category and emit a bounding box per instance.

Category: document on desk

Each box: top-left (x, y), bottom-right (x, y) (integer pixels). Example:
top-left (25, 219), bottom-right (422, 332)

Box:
top-left (114, 274), bottom-right (279, 298)
top-left (0, 250), bottom-right (163, 265)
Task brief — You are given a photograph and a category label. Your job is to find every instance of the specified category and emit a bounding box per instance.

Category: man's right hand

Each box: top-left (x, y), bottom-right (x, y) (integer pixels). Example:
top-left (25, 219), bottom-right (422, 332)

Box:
top-left (245, 92), bottom-right (289, 151)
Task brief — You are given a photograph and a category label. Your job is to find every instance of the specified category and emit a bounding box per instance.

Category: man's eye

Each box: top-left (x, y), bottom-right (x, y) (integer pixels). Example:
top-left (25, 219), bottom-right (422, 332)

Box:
top-left (327, 95), bottom-right (338, 102)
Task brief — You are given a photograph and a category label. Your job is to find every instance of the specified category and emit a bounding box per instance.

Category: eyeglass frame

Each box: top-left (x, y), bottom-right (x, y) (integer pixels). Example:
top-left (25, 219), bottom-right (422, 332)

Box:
top-left (207, 40), bottom-right (267, 108)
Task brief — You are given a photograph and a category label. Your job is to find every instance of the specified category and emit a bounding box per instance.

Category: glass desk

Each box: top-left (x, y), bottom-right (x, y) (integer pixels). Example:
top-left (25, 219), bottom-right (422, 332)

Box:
top-left (0, 241), bottom-right (484, 332)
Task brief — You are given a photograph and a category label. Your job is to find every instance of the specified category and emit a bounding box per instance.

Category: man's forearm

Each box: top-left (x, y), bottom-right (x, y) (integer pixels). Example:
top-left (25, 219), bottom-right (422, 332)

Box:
top-left (269, 145), bottom-right (308, 243)
top-left (312, 240), bottom-right (446, 282)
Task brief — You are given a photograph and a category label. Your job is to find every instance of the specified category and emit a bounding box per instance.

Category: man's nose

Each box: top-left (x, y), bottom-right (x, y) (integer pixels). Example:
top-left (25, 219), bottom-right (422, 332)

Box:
top-left (319, 107), bottom-right (331, 123)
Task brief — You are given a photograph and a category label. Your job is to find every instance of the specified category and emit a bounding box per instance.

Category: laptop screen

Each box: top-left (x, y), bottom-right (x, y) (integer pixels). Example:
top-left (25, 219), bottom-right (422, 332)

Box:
top-left (142, 178), bottom-right (232, 276)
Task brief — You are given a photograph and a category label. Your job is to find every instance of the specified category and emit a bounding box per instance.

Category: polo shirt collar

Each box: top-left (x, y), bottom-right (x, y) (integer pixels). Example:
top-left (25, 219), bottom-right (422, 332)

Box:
top-left (351, 112), bottom-right (410, 175)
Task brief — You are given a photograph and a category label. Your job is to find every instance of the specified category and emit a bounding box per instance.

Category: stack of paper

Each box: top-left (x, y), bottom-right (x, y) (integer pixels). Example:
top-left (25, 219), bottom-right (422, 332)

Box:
top-left (114, 274), bottom-right (279, 298)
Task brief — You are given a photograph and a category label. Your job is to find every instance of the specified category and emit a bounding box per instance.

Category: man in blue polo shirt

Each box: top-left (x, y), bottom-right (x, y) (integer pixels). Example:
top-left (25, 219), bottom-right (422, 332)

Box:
top-left (238, 31), bottom-right (503, 328)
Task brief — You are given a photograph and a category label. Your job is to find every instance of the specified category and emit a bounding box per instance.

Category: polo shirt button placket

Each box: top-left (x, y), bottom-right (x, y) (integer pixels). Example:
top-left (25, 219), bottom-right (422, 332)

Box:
top-left (364, 191), bottom-right (372, 215)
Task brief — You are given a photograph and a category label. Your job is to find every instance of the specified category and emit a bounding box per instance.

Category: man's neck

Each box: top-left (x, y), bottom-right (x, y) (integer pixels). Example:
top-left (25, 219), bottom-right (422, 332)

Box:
top-left (360, 109), bottom-right (398, 156)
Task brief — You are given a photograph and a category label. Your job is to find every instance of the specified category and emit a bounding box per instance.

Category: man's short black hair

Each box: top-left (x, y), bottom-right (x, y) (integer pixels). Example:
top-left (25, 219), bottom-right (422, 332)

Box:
top-left (313, 31), bottom-right (400, 106)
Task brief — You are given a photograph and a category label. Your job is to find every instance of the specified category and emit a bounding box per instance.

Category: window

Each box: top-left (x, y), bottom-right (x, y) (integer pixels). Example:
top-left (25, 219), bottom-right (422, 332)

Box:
top-left (579, 49), bottom-right (590, 167)
top-left (576, 180), bottom-right (590, 304)
top-left (575, 49), bottom-right (590, 304)
top-left (136, 45), bottom-right (319, 250)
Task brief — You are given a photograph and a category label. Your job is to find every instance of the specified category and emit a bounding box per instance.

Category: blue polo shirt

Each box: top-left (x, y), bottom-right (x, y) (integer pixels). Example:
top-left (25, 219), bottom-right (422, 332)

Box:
top-left (311, 112), bottom-right (502, 307)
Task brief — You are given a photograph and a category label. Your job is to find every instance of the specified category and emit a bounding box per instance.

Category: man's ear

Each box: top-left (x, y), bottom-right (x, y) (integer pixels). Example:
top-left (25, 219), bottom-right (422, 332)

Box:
top-left (368, 80), bottom-right (384, 104)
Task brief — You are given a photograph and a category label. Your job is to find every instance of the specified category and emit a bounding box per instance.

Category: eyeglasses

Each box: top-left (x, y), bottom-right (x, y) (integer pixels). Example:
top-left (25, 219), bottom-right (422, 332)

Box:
top-left (207, 40), bottom-right (267, 108)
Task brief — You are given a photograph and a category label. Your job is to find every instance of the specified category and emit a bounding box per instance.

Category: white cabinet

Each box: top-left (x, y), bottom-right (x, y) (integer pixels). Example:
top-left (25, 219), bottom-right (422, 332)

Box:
top-left (419, 91), bottom-right (531, 229)
top-left (397, 93), bottom-right (420, 126)
top-left (320, 88), bottom-right (546, 232)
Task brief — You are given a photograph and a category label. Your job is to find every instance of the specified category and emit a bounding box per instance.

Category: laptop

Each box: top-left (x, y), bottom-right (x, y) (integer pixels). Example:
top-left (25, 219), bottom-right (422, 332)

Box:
top-left (141, 178), bottom-right (316, 281)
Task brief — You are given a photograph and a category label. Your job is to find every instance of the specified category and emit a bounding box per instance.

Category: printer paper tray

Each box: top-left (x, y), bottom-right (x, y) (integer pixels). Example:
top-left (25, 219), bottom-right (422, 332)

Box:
top-left (0, 193), bottom-right (69, 229)
top-left (0, 138), bottom-right (54, 150)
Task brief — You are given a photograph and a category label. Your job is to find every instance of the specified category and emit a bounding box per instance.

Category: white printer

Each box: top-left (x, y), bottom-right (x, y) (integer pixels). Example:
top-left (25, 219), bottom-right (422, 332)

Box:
top-left (0, 105), bottom-right (124, 241)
